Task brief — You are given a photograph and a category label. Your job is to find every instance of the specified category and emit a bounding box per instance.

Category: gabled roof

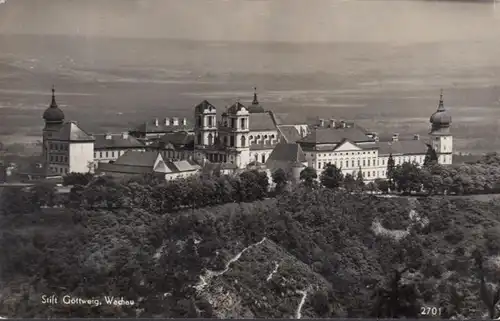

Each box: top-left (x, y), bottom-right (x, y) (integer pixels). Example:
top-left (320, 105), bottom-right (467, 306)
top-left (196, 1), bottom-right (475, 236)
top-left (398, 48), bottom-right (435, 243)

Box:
top-left (333, 138), bottom-right (363, 152)
top-left (278, 125), bottom-right (302, 143)
top-left (249, 112), bottom-right (277, 131)
top-left (113, 151), bottom-right (162, 167)
top-left (266, 143), bottom-right (307, 163)
top-left (227, 101), bottom-right (247, 114)
top-left (195, 100), bottom-right (217, 113)
top-left (52, 121), bottom-right (94, 142)
top-left (298, 127), bottom-right (373, 144)
top-left (272, 113), bottom-right (307, 126)
top-left (94, 133), bottom-right (145, 149)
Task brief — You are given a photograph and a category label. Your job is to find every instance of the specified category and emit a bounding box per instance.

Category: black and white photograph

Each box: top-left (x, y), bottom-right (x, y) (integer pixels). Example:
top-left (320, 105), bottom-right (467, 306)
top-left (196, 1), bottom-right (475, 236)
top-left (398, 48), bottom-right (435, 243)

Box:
top-left (1, 0), bottom-right (500, 318)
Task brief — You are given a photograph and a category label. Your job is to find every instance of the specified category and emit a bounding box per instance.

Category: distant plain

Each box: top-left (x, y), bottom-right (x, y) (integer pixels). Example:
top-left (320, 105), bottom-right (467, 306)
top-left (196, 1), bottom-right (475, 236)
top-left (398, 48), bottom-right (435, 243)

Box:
top-left (1, 34), bottom-right (500, 153)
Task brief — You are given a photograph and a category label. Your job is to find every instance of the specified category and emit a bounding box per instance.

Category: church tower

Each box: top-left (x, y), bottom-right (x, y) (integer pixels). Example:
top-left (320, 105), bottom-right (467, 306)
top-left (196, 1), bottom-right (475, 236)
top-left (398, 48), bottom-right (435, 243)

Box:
top-left (193, 100), bottom-right (217, 161)
top-left (429, 90), bottom-right (453, 165)
top-left (42, 87), bottom-right (65, 175)
top-left (225, 100), bottom-right (250, 168)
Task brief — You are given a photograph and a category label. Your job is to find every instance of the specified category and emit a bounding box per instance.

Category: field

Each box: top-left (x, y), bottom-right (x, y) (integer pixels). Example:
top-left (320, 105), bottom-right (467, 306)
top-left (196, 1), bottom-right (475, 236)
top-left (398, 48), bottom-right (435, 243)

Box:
top-left (1, 35), bottom-right (500, 153)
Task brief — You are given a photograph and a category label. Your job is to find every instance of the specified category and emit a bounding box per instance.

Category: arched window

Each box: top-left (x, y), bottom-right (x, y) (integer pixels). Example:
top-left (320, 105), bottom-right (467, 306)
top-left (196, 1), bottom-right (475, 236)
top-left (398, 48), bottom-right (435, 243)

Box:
top-left (261, 154), bottom-right (266, 163)
top-left (249, 135), bottom-right (253, 139)
top-left (208, 116), bottom-right (213, 127)
top-left (240, 118), bottom-right (246, 129)
top-left (208, 133), bottom-right (213, 145)
top-left (241, 135), bottom-right (246, 147)
top-left (197, 133), bottom-right (202, 145)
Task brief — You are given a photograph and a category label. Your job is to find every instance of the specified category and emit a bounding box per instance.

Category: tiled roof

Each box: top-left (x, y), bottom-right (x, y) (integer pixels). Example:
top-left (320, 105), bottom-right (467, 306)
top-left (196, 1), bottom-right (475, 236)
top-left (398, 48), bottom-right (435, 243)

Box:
top-left (278, 125), bottom-right (302, 143)
top-left (266, 143), bottom-right (307, 163)
top-left (250, 142), bottom-right (278, 151)
top-left (170, 160), bottom-right (198, 172)
top-left (272, 112), bottom-right (306, 126)
top-left (52, 121), bottom-right (94, 142)
top-left (227, 102), bottom-right (247, 114)
top-left (158, 131), bottom-right (195, 146)
top-left (298, 127), bottom-right (373, 144)
top-left (94, 133), bottom-right (145, 149)
top-left (374, 140), bottom-right (428, 156)
top-left (113, 151), bottom-right (161, 167)
top-left (132, 119), bottom-right (193, 134)
top-left (97, 163), bottom-right (154, 175)
top-left (249, 112), bottom-right (277, 131)
top-left (98, 154), bottom-right (199, 175)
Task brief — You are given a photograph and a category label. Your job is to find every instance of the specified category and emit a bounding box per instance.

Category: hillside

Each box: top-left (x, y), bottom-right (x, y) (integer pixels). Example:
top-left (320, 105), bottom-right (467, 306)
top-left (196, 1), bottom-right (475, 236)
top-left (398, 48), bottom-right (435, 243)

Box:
top-left (3, 184), bottom-right (500, 318)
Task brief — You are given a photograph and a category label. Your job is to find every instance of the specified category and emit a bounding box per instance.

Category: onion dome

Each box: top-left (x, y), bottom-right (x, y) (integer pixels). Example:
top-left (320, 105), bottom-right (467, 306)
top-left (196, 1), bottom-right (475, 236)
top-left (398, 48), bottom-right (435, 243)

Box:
top-left (430, 90), bottom-right (452, 128)
top-left (43, 87), bottom-right (65, 123)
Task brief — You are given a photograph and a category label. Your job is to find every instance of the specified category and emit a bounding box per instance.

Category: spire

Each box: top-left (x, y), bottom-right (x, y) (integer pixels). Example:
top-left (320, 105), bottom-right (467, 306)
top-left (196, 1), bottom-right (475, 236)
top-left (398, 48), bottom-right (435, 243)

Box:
top-left (50, 85), bottom-right (58, 108)
top-left (437, 89), bottom-right (445, 111)
top-left (252, 86), bottom-right (259, 105)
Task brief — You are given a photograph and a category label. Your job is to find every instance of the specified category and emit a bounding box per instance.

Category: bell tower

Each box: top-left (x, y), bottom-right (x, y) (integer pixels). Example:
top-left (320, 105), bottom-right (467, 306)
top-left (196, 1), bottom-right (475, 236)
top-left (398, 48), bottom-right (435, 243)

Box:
top-left (429, 90), bottom-right (453, 165)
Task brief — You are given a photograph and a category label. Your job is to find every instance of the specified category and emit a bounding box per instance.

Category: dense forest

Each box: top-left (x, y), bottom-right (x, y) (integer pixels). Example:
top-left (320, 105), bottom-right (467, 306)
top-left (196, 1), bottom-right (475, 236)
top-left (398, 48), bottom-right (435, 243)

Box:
top-left (3, 152), bottom-right (500, 318)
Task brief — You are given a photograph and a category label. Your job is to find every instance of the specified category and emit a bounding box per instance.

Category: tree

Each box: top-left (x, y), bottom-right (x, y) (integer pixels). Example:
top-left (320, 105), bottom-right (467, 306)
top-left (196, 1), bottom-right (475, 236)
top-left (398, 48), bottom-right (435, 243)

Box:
top-left (424, 145), bottom-right (439, 167)
top-left (320, 164), bottom-right (344, 189)
top-left (344, 173), bottom-right (356, 192)
top-left (63, 172), bottom-right (94, 186)
top-left (387, 154), bottom-right (396, 189)
top-left (300, 167), bottom-right (317, 187)
top-left (374, 178), bottom-right (389, 194)
top-left (356, 168), bottom-right (365, 190)
top-left (30, 182), bottom-right (57, 208)
top-left (392, 162), bottom-right (422, 194)
top-left (272, 168), bottom-right (288, 193)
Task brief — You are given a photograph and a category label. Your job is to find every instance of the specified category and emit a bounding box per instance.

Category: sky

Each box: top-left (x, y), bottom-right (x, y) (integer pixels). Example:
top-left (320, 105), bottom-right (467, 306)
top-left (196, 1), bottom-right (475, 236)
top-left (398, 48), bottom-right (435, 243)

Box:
top-left (0, 0), bottom-right (499, 43)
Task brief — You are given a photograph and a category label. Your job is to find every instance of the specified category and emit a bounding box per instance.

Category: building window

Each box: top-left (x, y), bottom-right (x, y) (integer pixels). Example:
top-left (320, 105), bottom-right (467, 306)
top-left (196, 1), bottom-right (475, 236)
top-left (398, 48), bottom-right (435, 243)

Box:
top-left (240, 118), bottom-right (246, 129)
top-left (249, 135), bottom-right (253, 139)
top-left (363, 159), bottom-right (366, 166)
top-left (230, 136), bottom-right (235, 147)
top-left (198, 116), bottom-right (203, 127)
top-left (368, 159), bottom-right (371, 166)
top-left (99, 152), bottom-right (103, 158)
top-left (208, 116), bottom-right (213, 127)
top-left (105, 151), bottom-right (109, 158)
top-left (261, 154), bottom-right (266, 163)
top-left (372, 171), bottom-right (376, 177)
top-left (318, 162), bottom-right (322, 169)
top-left (231, 118), bottom-right (236, 129)
top-left (197, 133), bottom-right (202, 145)
top-left (94, 152), bottom-right (97, 158)
top-left (357, 159), bottom-right (360, 166)
top-left (65, 168), bottom-right (68, 174)
top-left (363, 172), bottom-right (366, 177)
top-left (208, 133), bottom-right (214, 145)
top-left (241, 135), bottom-right (246, 147)
top-left (351, 160), bottom-right (355, 167)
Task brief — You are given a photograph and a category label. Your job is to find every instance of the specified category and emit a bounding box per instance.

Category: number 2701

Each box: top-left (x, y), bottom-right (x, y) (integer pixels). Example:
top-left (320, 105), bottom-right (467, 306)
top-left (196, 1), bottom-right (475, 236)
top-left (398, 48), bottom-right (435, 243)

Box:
top-left (421, 306), bottom-right (442, 316)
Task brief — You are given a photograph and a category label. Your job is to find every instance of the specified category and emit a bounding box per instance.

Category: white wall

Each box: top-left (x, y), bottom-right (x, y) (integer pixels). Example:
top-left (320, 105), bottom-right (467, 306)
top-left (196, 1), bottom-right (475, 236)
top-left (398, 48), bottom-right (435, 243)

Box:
top-left (69, 142), bottom-right (94, 173)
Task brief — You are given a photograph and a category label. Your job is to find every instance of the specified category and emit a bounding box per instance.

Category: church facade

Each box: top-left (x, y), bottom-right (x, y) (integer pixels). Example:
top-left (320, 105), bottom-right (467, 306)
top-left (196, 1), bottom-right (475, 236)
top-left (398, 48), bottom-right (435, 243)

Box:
top-left (40, 87), bottom-right (453, 181)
